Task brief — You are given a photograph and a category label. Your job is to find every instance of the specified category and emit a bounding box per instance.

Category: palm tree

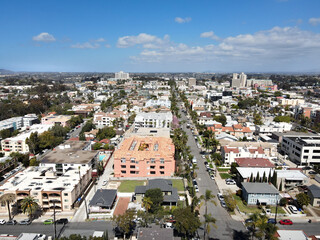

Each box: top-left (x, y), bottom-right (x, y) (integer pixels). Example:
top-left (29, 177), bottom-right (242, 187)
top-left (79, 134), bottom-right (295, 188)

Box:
top-left (246, 213), bottom-right (269, 240)
top-left (200, 190), bottom-right (216, 240)
top-left (203, 213), bottom-right (216, 239)
top-left (142, 197), bottom-right (153, 212)
top-left (21, 196), bottom-right (39, 220)
top-left (0, 193), bottom-right (15, 220)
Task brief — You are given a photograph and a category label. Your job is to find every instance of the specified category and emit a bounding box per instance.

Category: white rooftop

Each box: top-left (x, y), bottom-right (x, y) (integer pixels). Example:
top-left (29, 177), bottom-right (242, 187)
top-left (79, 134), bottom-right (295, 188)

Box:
top-left (276, 170), bottom-right (308, 180)
top-left (277, 230), bottom-right (308, 240)
top-left (0, 165), bottom-right (89, 192)
top-left (237, 167), bottom-right (274, 179)
top-left (3, 124), bottom-right (53, 142)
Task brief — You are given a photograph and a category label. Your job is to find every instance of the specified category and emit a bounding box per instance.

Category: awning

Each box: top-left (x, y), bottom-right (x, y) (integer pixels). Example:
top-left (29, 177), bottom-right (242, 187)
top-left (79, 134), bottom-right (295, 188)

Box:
top-left (286, 178), bottom-right (304, 181)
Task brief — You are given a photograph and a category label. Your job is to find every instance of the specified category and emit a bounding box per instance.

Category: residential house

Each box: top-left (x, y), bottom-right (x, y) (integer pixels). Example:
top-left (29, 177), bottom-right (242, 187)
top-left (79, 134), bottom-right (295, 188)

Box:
top-left (208, 124), bottom-right (253, 140)
top-left (135, 179), bottom-right (178, 206)
top-left (89, 189), bottom-right (117, 213)
top-left (242, 182), bottom-right (279, 205)
top-left (308, 184), bottom-right (320, 207)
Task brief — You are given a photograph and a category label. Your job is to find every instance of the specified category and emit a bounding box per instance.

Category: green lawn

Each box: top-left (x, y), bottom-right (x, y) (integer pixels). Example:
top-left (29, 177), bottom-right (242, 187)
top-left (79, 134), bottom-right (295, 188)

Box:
top-left (233, 195), bottom-right (263, 214)
top-left (118, 180), bottom-right (146, 192)
top-left (233, 195), bottom-right (286, 215)
top-left (172, 179), bottom-right (185, 191)
top-left (220, 173), bottom-right (233, 179)
top-left (217, 168), bottom-right (230, 172)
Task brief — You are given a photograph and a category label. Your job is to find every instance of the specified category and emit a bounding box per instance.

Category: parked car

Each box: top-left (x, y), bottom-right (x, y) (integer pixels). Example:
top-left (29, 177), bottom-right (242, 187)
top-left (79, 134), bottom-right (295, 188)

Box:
top-left (202, 155), bottom-right (206, 159)
top-left (37, 234), bottom-right (46, 240)
top-left (217, 193), bottom-right (224, 201)
top-left (288, 205), bottom-right (298, 214)
top-left (43, 219), bottom-right (54, 225)
top-left (56, 218), bottom-right (68, 224)
top-left (245, 218), bottom-right (253, 224)
top-left (220, 201), bottom-right (226, 208)
top-left (267, 218), bottom-right (276, 224)
top-left (195, 186), bottom-right (199, 193)
top-left (6, 220), bottom-right (17, 225)
top-left (279, 219), bottom-right (293, 225)
top-left (0, 219), bottom-right (6, 225)
top-left (102, 180), bottom-right (108, 186)
top-left (18, 219), bottom-right (31, 225)
top-left (210, 174), bottom-right (215, 180)
top-left (265, 209), bottom-right (271, 215)
top-left (309, 171), bottom-right (317, 175)
top-left (225, 179), bottom-right (236, 185)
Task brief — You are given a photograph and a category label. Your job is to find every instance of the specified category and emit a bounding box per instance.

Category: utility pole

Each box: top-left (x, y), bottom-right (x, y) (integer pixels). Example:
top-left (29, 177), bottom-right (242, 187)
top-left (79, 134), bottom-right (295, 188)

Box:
top-left (274, 195), bottom-right (278, 225)
top-left (53, 200), bottom-right (57, 240)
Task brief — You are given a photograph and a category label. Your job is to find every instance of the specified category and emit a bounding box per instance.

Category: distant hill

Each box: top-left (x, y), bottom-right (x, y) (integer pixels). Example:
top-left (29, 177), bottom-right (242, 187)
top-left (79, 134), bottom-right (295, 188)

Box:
top-left (0, 69), bottom-right (14, 75)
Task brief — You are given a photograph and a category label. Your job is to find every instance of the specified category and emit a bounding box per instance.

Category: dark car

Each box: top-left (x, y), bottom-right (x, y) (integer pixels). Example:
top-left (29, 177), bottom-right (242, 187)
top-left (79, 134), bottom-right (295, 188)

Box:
top-left (6, 220), bottom-right (17, 225)
top-left (56, 218), bottom-right (68, 224)
top-left (309, 171), bottom-right (317, 175)
top-left (267, 218), bottom-right (276, 224)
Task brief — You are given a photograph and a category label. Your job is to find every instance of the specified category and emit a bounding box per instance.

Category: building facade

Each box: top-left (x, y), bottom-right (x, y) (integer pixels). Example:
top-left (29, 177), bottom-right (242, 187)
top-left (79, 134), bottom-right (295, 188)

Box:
top-left (113, 137), bottom-right (175, 178)
top-left (134, 112), bottom-right (172, 130)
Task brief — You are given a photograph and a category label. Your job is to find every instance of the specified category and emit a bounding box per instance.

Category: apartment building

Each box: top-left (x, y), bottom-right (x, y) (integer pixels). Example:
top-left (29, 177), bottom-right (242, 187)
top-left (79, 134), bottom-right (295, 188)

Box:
top-left (188, 78), bottom-right (196, 87)
top-left (255, 122), bottom-right (292, 135)
top-left (134, 112), bottom-right (172, 130)
top-left (279, 98), bottom-right (305, 106)
top-left (0, 114), bottom-right (38, 131)
top-left (40, 140), bottom-right (97, 175)
top-left (281, 136), bottom-right (320, 165)
top-left (1, 124), bottom-right (53, 156)
top-left (208, 124), bottom-right (253, 140)
top-left (113, 137), bottom-right (175, 178)
top-left (115, 71), bottom-right (130, 80)
top-left (0, 165), bottom-right (91, 213)
top-left (41, 114), bottom-right (72, 127)
top-left (222, 146), bottom-right (268, 165)
top-left (145, 99), bottom-right (171, 109)
top-left (94, 110), bottom-right (128, 128)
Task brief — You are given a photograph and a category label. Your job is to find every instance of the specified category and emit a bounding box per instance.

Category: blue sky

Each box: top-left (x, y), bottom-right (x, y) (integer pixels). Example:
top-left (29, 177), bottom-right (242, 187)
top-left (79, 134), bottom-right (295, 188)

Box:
top-left (1, 0), bottom-right (320, 72)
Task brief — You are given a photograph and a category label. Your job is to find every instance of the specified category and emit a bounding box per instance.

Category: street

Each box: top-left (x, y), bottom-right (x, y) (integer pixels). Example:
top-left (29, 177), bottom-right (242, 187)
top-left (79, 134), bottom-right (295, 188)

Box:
top-left (178, 104), bottom-right (246, 240)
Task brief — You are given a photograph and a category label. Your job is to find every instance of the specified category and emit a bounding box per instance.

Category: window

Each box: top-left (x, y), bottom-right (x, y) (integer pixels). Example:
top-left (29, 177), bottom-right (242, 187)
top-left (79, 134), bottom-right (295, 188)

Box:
top-left (160, 171), bottom-right (164, 175)
top-left (160, 166), bottom-right (165, 169)
top-left (160, 158), bottom-right (165, 164)
top-left (64, 193), bottom-right (68, 196)
top-left (130, 158), bottom-right (136, 163)
top-left (33, 193), bottom-right (38, 196)
top-left (64, 199), bottom-right (68, 202)
top-left (314, 150), bottom-right (320, 153)
top-left (151, 158), bottom-right (155, 163)
top-left (150, 171), bottom-right (156, 174)
top-left (121, 165), bottom-right (126, 168)
top-left (146, 161), bottom-right (149, 164)
top-left (304, 149), bottom-right (309, 153)
top-left (121, 170), bottom-right (126, 174)
top-left (130, 171), bottom-right (136, 174)
top-left (130, 165), bottom-right (135, 169)
top-left (64, 205), bottom-right (69, 209)
top-left (121, 158), bottom-right (126, 163)
top-left (150, 165), bottom-right (155, 169)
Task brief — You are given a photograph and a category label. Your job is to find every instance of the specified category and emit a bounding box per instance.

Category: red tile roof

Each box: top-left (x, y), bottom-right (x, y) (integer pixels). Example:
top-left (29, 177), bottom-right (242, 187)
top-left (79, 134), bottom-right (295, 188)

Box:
top-left (223, 146), bottom-right (239, 153)
top-left (235, 158), bottom-right (275, 168)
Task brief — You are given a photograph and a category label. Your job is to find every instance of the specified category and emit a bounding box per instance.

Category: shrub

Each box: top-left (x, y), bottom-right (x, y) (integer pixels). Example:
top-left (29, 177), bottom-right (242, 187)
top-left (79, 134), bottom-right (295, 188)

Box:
top-left (236, 190), bottom-right (242, 196)
top-left (279, 198), bottom-right (288, 207)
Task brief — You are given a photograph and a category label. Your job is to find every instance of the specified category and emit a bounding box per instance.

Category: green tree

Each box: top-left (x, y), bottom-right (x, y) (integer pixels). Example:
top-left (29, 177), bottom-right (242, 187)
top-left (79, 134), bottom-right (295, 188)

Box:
top-left (264, 223), bottom-right (279, 240)
top-left (92, 142), bottom-right (102, 150)
top-left (274, 91), bottom-right (282, 97)
top-left (39, 131), bottom-right (62, 150)
top-left (230, 162), bottom-right (238, 175)
top-left (203, 213), bottom-right (216, 239)
top-left (224, 190), bottom-right (237, 212)
top-left (79, 132), bottom-right (86, 141)
top-left (96, 127), bottom-right (116, 141)
top-left (26, 132), bottom-right (40, 154)
top-left (256, 172), bottom-right (260, 183)
top-left (112, 209), bottom-right (135, 239)
top-left (279, 198), bottom-right (288, 207)
top-left (296, 193), bottom-right (310, 207)
top-left (200, 190), bottom-right (216, 240)
top-left (145, 188), bottom-right (163, 213)
top-left (271, 172), bottom-right (277, 188)
top-left (274, 115), bottom-right (291, 123)
top-left (214, 114), bottom-right (227, 126)
top-left (253, 112), bottom-right (263, 125)
top-left (21, 196), bottom-right (39, 220)
top-left (0, 129), bottom-right (12, 139)
top-left (173, 207), bottom-right (201, 238)
top-left (0, 193), bottom-right (15, 220)
top-left (142, 197), bottom-right (153, 212)
top-left (29, 157), bottom-right (40, 166)
top-left (249, 173), bottom-right (253, 182)
top-left (278, 181), bottom-right (282, 191)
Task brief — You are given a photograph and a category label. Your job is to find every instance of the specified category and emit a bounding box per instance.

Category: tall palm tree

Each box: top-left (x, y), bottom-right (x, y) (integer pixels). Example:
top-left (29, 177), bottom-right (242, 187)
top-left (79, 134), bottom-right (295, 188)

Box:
top-left (142, 197), bottom-right (153, 213)
top-left (0, 193), bottom-right (15, 220)
top-left (200, 190), bottom-right (216, 240)
top-left (203, 213), bottom-right (216, 239)
top-left (21, 196), bottom-right (39, 220)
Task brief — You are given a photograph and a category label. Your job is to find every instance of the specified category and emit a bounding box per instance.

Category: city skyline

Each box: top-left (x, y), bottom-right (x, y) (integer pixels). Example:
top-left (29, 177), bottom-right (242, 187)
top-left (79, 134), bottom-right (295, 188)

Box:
top-left (1, 0), bottom-right (320, 73)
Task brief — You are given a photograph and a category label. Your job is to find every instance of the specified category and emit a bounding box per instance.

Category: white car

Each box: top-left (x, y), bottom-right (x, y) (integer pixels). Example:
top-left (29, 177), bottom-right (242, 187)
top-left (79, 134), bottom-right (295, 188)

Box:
top-left (202, 155), bottom-right (206, 159)
top-left (226, 179), bottom-right (236, 185)
top-left (37, 234), bottom-right (46, 240)
top-left (289, 205), bottom-right (298, 214)
top-left (0, 219), bottom-right (6, 225)
top-left (102, 180), bottom-right (108, 186)
top-left (210, 174), bottom-right (215, 180)
top-left (195, 186), bottom-right (199, 192)
top-left (217, 193), bottom-right (224, 201)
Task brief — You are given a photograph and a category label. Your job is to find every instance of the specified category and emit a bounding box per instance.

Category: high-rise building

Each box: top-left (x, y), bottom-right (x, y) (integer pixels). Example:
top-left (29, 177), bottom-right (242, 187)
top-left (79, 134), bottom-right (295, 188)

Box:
top-left (232, 72), bottom-right (247, 88)
top-left (115, 71), bottom-right (130, 80)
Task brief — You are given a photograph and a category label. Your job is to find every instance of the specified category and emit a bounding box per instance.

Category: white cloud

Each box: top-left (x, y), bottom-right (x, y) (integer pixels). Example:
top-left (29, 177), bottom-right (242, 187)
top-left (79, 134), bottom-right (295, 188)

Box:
top-left (32, 32), bottom-right (56, 42)
top-left (71, 42), bottom-right (100, 49)
top-left (128, 27), bottom-right (320, 71)
top-left (175, 17), bottom-right (192, 23)
top-left (117, 33), bottom-right (170, 48)
top-left (105, 44), bottom-right (111, 48)
top-left (200, 31), bottom-right (220, 40)
top-left (309, 17), bottom-right (320, 26)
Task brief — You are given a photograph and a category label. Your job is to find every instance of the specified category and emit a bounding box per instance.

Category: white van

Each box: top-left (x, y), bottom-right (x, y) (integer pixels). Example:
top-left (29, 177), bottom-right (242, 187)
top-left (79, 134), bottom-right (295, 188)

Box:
top-left (192, 158), bottom-right (197, 164)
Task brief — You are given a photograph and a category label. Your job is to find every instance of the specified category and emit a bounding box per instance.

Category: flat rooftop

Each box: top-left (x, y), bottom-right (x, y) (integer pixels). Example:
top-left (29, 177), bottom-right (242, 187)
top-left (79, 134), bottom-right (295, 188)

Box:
top-left (0, 166), bottom-right (89, 192)
top-left (286, 136), bottom-right (320, 146)
top-left (41, 141), bottom-right (98, 164)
